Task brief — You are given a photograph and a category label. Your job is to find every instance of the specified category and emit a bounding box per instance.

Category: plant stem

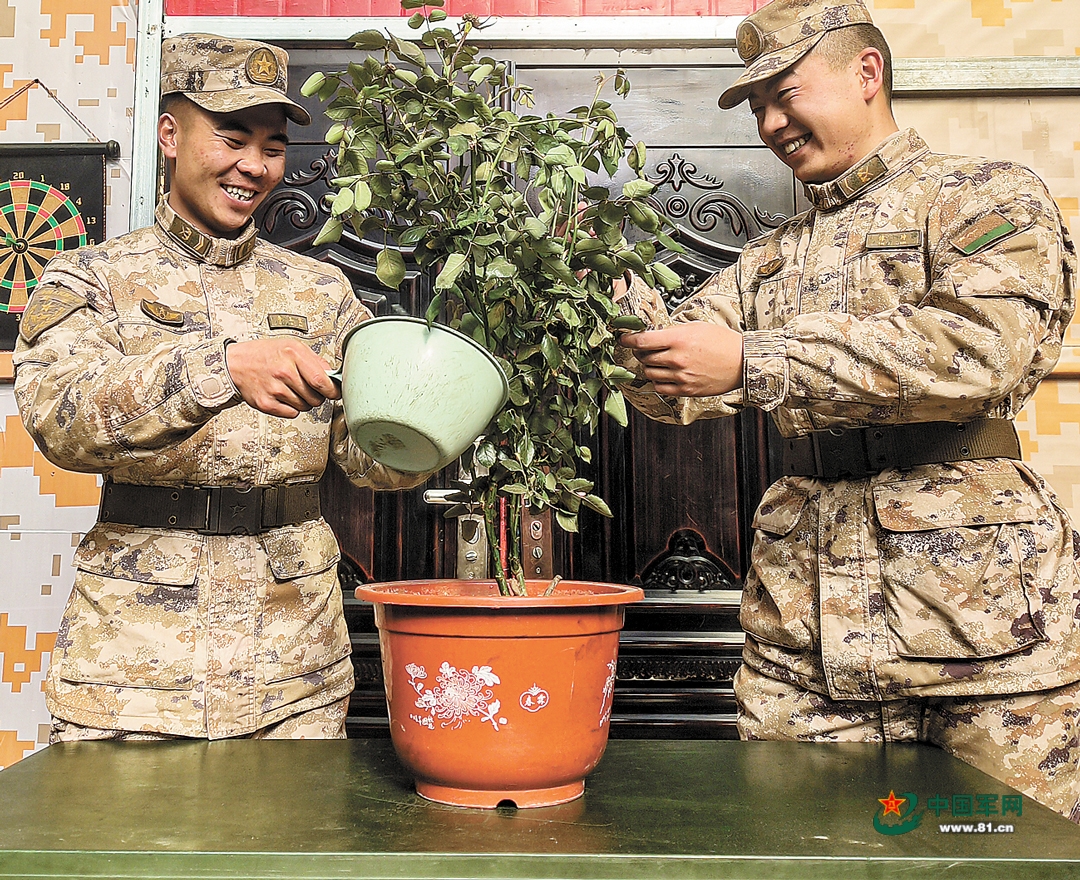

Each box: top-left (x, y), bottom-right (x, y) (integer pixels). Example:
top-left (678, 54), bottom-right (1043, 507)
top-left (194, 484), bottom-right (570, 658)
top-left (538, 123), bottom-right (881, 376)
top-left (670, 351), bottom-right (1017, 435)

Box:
top-left (507, 499), bottom-right (525, 595)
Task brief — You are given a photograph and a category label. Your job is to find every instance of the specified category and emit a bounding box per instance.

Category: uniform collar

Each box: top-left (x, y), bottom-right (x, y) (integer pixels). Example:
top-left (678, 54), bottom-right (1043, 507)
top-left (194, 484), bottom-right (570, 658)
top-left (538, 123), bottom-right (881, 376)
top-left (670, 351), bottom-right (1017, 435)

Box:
top-left (155, 200), bottom-right (258, 267)
top-left (803, 129), bottom-right (929, 211)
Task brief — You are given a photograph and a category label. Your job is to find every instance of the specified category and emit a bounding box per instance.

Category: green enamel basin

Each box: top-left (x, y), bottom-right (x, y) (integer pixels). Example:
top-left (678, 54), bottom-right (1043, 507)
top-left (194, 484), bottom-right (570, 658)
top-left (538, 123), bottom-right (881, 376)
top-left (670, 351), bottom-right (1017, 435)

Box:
top-left (334, 316), bottom-right (509, 473)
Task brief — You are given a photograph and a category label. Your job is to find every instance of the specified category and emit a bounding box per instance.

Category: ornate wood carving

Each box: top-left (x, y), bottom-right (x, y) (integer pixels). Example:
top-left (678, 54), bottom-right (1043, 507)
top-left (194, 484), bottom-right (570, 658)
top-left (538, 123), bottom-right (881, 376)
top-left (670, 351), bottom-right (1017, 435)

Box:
top-left (640, 528), bottom-right (738, 593)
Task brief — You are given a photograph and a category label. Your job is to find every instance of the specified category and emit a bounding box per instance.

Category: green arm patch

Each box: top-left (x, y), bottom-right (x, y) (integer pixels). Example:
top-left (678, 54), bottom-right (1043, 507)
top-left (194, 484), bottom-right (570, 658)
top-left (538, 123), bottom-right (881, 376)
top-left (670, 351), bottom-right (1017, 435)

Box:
top-left (951, 212), bottom-right (1019, 256)
top-left (18, 286), bottom-right (88, 344)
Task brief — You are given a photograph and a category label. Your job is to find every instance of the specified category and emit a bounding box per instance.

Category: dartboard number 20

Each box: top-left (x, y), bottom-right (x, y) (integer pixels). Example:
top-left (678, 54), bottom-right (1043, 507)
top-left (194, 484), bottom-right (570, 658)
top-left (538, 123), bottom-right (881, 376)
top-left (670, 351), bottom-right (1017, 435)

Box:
top-left (0, 143), bottom-right (110, 350)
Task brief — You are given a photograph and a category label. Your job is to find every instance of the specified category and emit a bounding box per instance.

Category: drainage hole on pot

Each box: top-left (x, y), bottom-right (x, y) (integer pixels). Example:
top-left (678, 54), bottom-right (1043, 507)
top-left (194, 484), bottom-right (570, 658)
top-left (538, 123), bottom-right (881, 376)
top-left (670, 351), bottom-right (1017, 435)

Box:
top-left (495, 799), bottom-right (519, 813)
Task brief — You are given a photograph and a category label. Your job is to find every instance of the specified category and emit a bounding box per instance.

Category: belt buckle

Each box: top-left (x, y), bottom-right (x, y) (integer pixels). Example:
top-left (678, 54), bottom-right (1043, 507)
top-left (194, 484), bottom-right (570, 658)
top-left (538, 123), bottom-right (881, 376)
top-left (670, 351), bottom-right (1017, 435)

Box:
top-left (203, 486), bottom-right (264, 535)
top-left (813, 429), bottom-right (870, 480)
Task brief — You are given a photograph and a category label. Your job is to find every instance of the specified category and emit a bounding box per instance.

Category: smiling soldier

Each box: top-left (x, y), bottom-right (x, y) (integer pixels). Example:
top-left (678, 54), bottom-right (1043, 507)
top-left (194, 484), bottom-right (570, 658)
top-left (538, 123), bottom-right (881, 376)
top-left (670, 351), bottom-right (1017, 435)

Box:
top-left (616, 0), bottom-right (1080, 820)
top-left (14, 34), bottom-right (429, 742)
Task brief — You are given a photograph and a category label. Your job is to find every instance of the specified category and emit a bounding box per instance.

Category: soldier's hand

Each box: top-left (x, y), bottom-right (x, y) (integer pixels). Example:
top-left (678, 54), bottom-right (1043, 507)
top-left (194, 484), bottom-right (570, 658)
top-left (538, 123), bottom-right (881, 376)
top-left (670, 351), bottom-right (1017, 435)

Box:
top-left (225, 338), bottom-right (341, 418)
top-left (618, 322), bottom-right (744, 397)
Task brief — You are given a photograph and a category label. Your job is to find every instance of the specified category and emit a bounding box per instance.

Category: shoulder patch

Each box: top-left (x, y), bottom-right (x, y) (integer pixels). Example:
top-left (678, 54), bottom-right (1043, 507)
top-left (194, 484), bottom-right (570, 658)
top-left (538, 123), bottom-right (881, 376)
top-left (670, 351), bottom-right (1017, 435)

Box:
top-left (19, 286), bottom-right (87, 344)
top-left (952, 212), bottom-right (1018, 256)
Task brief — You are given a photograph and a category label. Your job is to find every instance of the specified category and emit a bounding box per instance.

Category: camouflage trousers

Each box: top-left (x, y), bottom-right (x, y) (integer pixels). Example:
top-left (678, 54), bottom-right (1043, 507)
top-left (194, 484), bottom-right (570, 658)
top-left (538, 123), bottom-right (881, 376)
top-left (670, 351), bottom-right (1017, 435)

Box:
top-left (735, 664), bottom-right (1080, 823)
top-left (50, 696), bottom-right (350, 743)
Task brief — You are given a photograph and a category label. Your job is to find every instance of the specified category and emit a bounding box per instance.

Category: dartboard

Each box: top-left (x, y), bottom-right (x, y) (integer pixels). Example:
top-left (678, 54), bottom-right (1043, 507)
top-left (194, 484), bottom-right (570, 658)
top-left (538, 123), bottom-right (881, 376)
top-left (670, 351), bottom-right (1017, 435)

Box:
top-left (0, 179), bottom-right (88, 312)
top-left (0, 143), bottom-right (112, 349)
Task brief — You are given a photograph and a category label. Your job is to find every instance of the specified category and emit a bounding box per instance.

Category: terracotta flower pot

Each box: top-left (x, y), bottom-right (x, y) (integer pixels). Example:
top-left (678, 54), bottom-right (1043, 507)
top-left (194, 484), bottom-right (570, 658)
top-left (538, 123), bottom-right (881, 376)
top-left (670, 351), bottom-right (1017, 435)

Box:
top-left (355, 579), bottom-right (644, 808)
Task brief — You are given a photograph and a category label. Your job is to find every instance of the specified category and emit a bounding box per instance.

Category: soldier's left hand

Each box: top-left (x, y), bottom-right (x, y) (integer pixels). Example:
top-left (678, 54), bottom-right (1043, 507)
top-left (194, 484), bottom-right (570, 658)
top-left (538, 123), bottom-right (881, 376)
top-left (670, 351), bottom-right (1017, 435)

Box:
top-left (619, 322), bottom-right (744, 397)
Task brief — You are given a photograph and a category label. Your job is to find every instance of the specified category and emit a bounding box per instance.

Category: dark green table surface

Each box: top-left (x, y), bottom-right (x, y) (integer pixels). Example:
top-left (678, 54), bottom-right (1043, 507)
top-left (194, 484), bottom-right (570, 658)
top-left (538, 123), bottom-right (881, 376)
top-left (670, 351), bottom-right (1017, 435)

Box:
top-left (2, 738), bottom-right (1080, 879)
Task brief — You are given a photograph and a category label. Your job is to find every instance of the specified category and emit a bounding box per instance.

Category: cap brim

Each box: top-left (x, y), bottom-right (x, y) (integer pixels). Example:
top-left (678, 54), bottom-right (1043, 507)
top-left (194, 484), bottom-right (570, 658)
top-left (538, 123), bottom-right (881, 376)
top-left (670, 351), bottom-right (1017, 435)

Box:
top-left (718, 34), bottom-right (822, 110)
top-left (186, 87), bottom-right (311, 126)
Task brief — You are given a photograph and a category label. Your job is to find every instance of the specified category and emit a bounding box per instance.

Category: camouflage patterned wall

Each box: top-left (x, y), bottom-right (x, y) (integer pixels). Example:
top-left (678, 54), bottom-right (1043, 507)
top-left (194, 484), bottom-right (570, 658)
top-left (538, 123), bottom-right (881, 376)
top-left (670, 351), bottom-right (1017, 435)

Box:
top-left (0, 0), bottom-right (1078, 766)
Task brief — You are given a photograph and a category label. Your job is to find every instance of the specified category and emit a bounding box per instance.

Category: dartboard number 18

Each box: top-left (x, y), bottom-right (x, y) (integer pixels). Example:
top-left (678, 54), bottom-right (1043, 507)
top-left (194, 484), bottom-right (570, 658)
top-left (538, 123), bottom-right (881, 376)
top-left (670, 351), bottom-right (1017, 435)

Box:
top-left (0, 143), bottom-right (111, 350)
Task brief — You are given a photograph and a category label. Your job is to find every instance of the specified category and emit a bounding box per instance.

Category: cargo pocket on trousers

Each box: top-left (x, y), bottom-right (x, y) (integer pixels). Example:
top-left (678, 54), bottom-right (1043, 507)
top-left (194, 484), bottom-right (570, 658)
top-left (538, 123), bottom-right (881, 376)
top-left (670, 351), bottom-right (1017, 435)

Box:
top-left (740, 482), bottom-right (814, 651)
top-left (60, 524), bottom-right (202, 690)
top-left (873, 473), bottom-right (1047, 660)
top-left (258, 522), bottom-right (350, 686)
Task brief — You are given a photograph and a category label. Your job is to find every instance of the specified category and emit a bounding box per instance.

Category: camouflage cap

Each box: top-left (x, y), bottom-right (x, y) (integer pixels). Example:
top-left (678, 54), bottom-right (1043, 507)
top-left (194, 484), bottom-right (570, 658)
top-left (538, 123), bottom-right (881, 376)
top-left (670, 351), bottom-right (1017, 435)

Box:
top-left (718, 0), bottom-right (875, 110)
top-left (160, 33), bottom-right (311, 126)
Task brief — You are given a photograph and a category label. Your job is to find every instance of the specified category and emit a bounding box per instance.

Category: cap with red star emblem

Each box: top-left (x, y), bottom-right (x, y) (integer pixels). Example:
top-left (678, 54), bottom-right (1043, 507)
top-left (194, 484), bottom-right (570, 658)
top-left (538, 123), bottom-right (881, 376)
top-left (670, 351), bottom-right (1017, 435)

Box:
top-left (160, 33), bottom-right (310, 126)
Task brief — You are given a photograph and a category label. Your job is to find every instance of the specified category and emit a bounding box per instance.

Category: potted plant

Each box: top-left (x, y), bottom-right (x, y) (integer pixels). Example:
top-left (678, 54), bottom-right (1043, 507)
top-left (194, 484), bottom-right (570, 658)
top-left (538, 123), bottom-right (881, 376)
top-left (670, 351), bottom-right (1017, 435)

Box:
top-left (302, 0), bottom-right (681, 807)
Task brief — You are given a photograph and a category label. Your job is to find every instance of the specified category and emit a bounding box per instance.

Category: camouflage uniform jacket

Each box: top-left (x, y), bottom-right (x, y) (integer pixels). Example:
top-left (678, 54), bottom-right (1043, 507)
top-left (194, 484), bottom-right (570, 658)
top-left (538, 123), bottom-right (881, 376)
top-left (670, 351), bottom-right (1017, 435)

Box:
top-left (620, 129), bottom-right (1080, 700)
top-left (13, 201), bottom-right (427, 738)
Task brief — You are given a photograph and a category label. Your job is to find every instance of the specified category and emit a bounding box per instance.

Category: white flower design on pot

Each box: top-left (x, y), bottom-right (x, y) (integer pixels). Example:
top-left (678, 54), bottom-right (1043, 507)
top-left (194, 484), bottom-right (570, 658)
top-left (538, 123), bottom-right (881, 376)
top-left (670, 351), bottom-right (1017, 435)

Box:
top-left (519, 684), bottom-right (550, 713)
top-left (407, 662), bottom-right (508, 731)
top-left (599, 660), bottom-right (617, 727)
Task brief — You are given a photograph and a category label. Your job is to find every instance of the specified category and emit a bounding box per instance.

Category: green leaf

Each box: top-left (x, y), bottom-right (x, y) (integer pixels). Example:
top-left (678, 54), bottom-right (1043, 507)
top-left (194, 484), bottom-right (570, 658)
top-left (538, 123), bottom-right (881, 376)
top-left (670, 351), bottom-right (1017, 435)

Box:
top-left (424, 293), bottom-right (443, 324)
top-left (470, 63), bottom-right (495, 83)
top-left (407, 11), bottom-right (425, 28)
top-left (651, 262), bottom-right (683, 291)
top-left (434, 252), bottom-right (468, 290)
top-left (390, 35), bottom-right (427, 68)
top-left (555, 510), bottom-right (579, 533)
top-left (429, 8), bottom-right (447, 21)
top-left (622, 179), bottom-right (655, 199)
top-left (348, 30), bottom-right (388, 51)
top-left (485, 257), bottom-right (517, 279)
top-left (540, 335), bottom-right (563, 369)
top-left (524, 218), bottom-right (548, 240)
top-left (611, 314), bottom-right (646, 332)
top-left (543, 144), bottom-right (576, 167)
top-left (447, 135), bottom-right (469, 156)
top-left (352, 180), bottom-right (372, 212)
top-left (300, 71), bottom-right (326, 98)
top-left (604, 389), bottom-right (629, 427)
top-left (312, 217), bottom-right (344, 247)
top-left (615, 249), bottom-right (647, 274)
top-left (330, 187), bottom-right (354, 217)
top-left (401, 0), bottom-right (427, 8)
top-left (627, 140), bottom-right (647, 173)
top-left (582, 494), bottom-right (613, 517)
top-left (376, 248), bottom-right (407, 290)
top-left (657, 230), bottom-right (687, 254)
top-left (325, 123), bottom-right (346, 145)
top-left (475, 441), bottom-right (498, 469)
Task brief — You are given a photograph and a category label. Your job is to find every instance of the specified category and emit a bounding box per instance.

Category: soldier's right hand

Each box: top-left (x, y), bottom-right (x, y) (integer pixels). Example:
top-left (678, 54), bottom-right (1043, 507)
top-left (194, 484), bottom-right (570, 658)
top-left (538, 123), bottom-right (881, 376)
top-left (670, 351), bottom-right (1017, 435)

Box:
top-left (224, 338), bottom-right (341, 418)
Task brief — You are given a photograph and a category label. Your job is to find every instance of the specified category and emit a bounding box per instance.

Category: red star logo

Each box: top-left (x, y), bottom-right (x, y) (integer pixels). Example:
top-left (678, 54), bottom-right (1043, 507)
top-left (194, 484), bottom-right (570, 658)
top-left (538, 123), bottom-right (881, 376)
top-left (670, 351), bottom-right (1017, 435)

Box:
top-left (879, 791), bottom-right (906, 816)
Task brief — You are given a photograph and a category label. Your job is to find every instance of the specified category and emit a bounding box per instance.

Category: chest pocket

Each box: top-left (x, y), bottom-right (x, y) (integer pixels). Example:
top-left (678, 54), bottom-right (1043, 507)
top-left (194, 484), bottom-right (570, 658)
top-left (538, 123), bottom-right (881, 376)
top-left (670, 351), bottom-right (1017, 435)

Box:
top-left (61, 524), bottom-right (203, 690)
top-left (846, 232), bottom-right (929, 316)
top-left (873, 471), bottom-right (1046, 660)
top-left (117, 299), bottom-right (210, 356)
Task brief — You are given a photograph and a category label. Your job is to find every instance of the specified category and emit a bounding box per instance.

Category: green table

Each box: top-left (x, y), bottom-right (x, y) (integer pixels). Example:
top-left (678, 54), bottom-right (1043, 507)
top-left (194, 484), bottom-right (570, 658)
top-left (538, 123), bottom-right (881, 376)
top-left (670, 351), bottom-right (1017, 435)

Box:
top-left (1, 739), bottom-right (1079, 878)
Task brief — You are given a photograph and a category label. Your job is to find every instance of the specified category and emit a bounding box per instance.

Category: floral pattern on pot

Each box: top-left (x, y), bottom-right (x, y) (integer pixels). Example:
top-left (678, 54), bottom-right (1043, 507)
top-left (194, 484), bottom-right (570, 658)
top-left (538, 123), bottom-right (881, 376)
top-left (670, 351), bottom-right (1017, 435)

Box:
top-left (600, 660), bottom-right (617, 728)
top-left (407, 662), bottom-right (509, 731)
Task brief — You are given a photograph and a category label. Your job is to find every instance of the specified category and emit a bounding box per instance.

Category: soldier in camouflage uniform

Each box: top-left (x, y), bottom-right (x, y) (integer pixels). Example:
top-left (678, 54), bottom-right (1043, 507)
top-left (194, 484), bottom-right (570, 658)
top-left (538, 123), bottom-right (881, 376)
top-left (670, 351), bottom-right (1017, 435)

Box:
top-left (13, 34), bottom-right (429, 741)
top-left (617, 0), bottom-right (1080, 820)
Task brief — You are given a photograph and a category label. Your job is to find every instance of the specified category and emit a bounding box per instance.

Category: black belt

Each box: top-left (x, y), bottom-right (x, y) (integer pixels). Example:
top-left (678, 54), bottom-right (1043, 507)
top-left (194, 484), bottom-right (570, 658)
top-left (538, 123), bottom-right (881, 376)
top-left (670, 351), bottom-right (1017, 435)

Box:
top-left (98, 482), bottom-right (321, 535)
top-left (781, 419), bottom-right (1021, 480)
